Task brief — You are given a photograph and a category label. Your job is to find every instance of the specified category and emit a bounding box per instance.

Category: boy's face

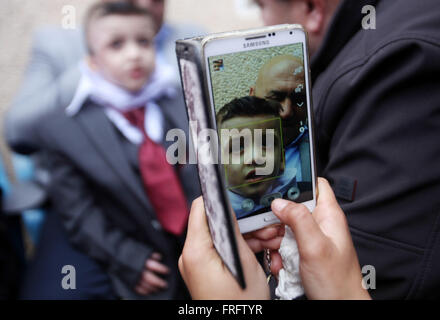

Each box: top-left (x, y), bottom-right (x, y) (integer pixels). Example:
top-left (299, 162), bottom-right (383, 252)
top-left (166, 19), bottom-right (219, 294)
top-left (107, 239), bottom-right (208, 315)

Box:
top-left (220, 115), bottom-right (284, 198)
top-left (88, 14), bottom-right (156, 92)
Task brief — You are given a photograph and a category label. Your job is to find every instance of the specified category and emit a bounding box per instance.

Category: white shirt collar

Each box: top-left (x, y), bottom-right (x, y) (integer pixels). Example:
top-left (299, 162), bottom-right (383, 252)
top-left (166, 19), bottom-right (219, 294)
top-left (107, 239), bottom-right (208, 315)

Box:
top-left (66, 60), bottom-right (175, 144)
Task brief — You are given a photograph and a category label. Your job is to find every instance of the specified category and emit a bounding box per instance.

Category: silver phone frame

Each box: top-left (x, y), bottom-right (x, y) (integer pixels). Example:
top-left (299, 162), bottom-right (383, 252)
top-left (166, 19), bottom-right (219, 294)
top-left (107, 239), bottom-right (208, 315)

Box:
top-left (202, 24), bottom-right (317, 233)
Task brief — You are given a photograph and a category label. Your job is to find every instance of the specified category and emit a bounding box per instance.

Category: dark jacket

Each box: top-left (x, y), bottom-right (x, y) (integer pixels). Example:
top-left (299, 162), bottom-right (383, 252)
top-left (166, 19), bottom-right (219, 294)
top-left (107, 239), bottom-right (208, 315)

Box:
top-left (33, 93), bottom-right (200, 299)
top-left (312, 0), bottom-right (440, 299)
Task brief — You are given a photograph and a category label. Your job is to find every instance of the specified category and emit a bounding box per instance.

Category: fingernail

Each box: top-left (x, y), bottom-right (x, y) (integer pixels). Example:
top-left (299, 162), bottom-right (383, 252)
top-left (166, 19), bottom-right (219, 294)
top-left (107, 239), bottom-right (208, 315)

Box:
top-left (272, 199), bottom-right (289, 213)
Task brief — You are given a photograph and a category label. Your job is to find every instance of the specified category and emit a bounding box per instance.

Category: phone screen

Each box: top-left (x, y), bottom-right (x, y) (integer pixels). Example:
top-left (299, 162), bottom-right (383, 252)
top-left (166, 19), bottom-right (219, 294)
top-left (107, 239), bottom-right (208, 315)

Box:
top-left (207, 42), bottom-right (313, 220)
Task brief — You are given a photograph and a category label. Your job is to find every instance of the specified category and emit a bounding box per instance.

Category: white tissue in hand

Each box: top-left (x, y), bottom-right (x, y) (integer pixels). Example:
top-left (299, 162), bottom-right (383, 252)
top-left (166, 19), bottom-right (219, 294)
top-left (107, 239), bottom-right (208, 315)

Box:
top-left (275, 226), bottom-right (304, 300)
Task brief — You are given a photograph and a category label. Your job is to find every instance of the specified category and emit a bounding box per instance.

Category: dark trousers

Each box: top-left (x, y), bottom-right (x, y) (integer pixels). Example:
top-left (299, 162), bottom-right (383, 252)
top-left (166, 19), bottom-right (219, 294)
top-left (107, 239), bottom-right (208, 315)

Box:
top-left (20, 210), bottom-right (117, 300)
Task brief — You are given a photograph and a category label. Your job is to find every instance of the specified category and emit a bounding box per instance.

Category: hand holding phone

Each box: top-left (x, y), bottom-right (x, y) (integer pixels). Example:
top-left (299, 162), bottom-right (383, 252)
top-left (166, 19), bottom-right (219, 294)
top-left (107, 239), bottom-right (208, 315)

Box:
top-left (177, 24), bottom-right (317, 289)
top-left (179, 197), bottom-right (271, 300)
top-left (179, 179), bottom-right (371, 300)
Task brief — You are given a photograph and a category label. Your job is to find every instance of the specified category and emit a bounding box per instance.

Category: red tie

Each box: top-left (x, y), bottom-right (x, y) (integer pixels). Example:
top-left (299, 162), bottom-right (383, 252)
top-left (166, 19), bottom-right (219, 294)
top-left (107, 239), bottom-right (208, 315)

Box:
top-left (123, 107), bottom-right (189, 236)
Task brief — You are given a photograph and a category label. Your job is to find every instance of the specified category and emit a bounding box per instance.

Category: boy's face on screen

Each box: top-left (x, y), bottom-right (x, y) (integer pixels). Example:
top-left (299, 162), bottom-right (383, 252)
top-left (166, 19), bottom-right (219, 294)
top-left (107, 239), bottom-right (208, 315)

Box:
top-left (89, 14), bottom-right (156, 92)
top-left (221, 115), bottom-right (284, 198)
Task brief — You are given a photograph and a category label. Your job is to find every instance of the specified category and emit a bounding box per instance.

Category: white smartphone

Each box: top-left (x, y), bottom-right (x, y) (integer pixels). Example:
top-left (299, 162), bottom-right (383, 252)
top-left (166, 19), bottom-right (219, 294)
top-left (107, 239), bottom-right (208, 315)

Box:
top-left (203, 25), bottom-right (317, 233)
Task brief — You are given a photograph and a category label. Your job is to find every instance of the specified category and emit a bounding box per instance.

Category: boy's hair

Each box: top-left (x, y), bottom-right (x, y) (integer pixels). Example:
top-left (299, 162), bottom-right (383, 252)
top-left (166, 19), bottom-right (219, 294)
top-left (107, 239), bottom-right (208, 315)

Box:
top-left (217, 96), bottom-right (282, 126)
top-left (84, 1), bottom-right (152, 54)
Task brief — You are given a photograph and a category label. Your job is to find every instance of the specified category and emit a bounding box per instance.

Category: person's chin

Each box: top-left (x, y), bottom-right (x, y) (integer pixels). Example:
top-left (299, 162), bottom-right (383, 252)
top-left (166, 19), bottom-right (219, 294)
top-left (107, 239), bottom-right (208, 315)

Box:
top-left (124, 81), bottom-right (146, 93)
top-left (242, 182), bottom-right (272, 199)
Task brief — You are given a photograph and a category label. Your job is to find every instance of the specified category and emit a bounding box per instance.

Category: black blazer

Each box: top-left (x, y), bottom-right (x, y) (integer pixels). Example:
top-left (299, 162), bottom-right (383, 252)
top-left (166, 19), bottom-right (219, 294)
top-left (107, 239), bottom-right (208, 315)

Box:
top-left (34, 92), bottom-right (200, 299)
top-left (312, 0), bottom-right (440, 299)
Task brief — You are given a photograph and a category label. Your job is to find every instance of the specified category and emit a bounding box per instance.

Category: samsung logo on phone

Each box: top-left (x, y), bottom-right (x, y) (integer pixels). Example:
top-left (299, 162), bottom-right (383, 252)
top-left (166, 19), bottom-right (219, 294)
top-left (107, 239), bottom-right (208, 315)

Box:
top-left (243, 40), bottom-right (270, 49)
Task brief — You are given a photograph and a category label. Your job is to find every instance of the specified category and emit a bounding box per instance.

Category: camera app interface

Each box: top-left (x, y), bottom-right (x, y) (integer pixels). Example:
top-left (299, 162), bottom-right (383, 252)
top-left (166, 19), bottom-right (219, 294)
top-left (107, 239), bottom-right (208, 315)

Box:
top-left (208, 43), bottom-right (313, 219)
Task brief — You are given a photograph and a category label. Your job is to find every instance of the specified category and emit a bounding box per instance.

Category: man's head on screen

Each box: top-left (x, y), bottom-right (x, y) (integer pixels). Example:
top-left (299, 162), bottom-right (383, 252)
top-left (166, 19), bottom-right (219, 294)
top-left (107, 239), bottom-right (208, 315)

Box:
top-left (251, 55), bottom-right (307, 145)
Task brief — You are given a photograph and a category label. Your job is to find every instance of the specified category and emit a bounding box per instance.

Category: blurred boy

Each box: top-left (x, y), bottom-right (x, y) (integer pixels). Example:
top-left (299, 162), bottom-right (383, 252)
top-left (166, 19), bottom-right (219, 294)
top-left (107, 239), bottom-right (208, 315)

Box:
top-left (217, 96), bottom-right (298, 219)
top-left (21, 1), bottom-right (199, 299)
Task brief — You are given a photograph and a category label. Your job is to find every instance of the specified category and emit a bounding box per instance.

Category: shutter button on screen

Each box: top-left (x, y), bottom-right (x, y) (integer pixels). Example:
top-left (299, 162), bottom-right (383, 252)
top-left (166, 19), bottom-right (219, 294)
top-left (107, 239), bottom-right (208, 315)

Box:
top-left (260, 192), bottom-right (282, 208)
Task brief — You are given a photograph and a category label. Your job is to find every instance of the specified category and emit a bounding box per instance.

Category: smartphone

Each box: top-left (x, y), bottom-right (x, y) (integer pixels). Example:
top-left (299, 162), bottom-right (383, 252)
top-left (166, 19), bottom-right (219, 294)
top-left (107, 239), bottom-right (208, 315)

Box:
top-left (203, 25), bottom-right (317, 233)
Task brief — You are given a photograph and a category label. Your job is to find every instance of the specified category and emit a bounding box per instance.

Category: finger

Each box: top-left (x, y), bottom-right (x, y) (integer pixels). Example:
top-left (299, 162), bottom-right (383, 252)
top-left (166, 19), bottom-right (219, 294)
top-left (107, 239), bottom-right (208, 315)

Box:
top-left (137, 273), bottom-right (158, 295)
top-left (271, 199), bottom-right (327, 256)
top-left (144, 271), bottom-right (168, 290)
top-left (146, 259), bottom-right (170, 275)
top-left (244, 225), bottom-right (283, 253)
top-left (313, 178), bottom-right (351, 242)
top-left (245, 236), bottom-right (284, 253)
top-left (185, 197), bottom-right (213, 250)
top-left (135, 285), bottom-right (148, 295)
top-left (277, 225), bottom-right (286, 237)
top-left (269, 251), bottom-right (283, 276)
top-left (150, 252), bottom-right (162, 261)
top-left (316, 177), bottom-right (338, 207)
top-left (244, 224), bottom-right (284, 241)
top-left (136, 282), bottom-right (156, 295)
top-left (259, 237), bottom-right (284, 251)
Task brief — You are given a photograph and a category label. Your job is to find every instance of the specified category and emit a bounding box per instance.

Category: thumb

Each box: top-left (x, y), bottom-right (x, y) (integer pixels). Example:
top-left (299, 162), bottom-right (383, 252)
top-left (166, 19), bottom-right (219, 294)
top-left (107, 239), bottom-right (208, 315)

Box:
top-left (271, 199), bottom-right (327, 256)
top-left (316, 177), bottom-right (339, 209)
top-left (184, 197), bottom-right (214, 250)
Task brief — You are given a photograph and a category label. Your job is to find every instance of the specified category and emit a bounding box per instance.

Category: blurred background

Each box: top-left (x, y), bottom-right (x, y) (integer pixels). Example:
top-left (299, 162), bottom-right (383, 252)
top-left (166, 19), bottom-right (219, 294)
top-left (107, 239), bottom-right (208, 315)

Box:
top-left (0, 0), bottom-right (264, 299)
top-left (0, 0), bottom-right (263, 180)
